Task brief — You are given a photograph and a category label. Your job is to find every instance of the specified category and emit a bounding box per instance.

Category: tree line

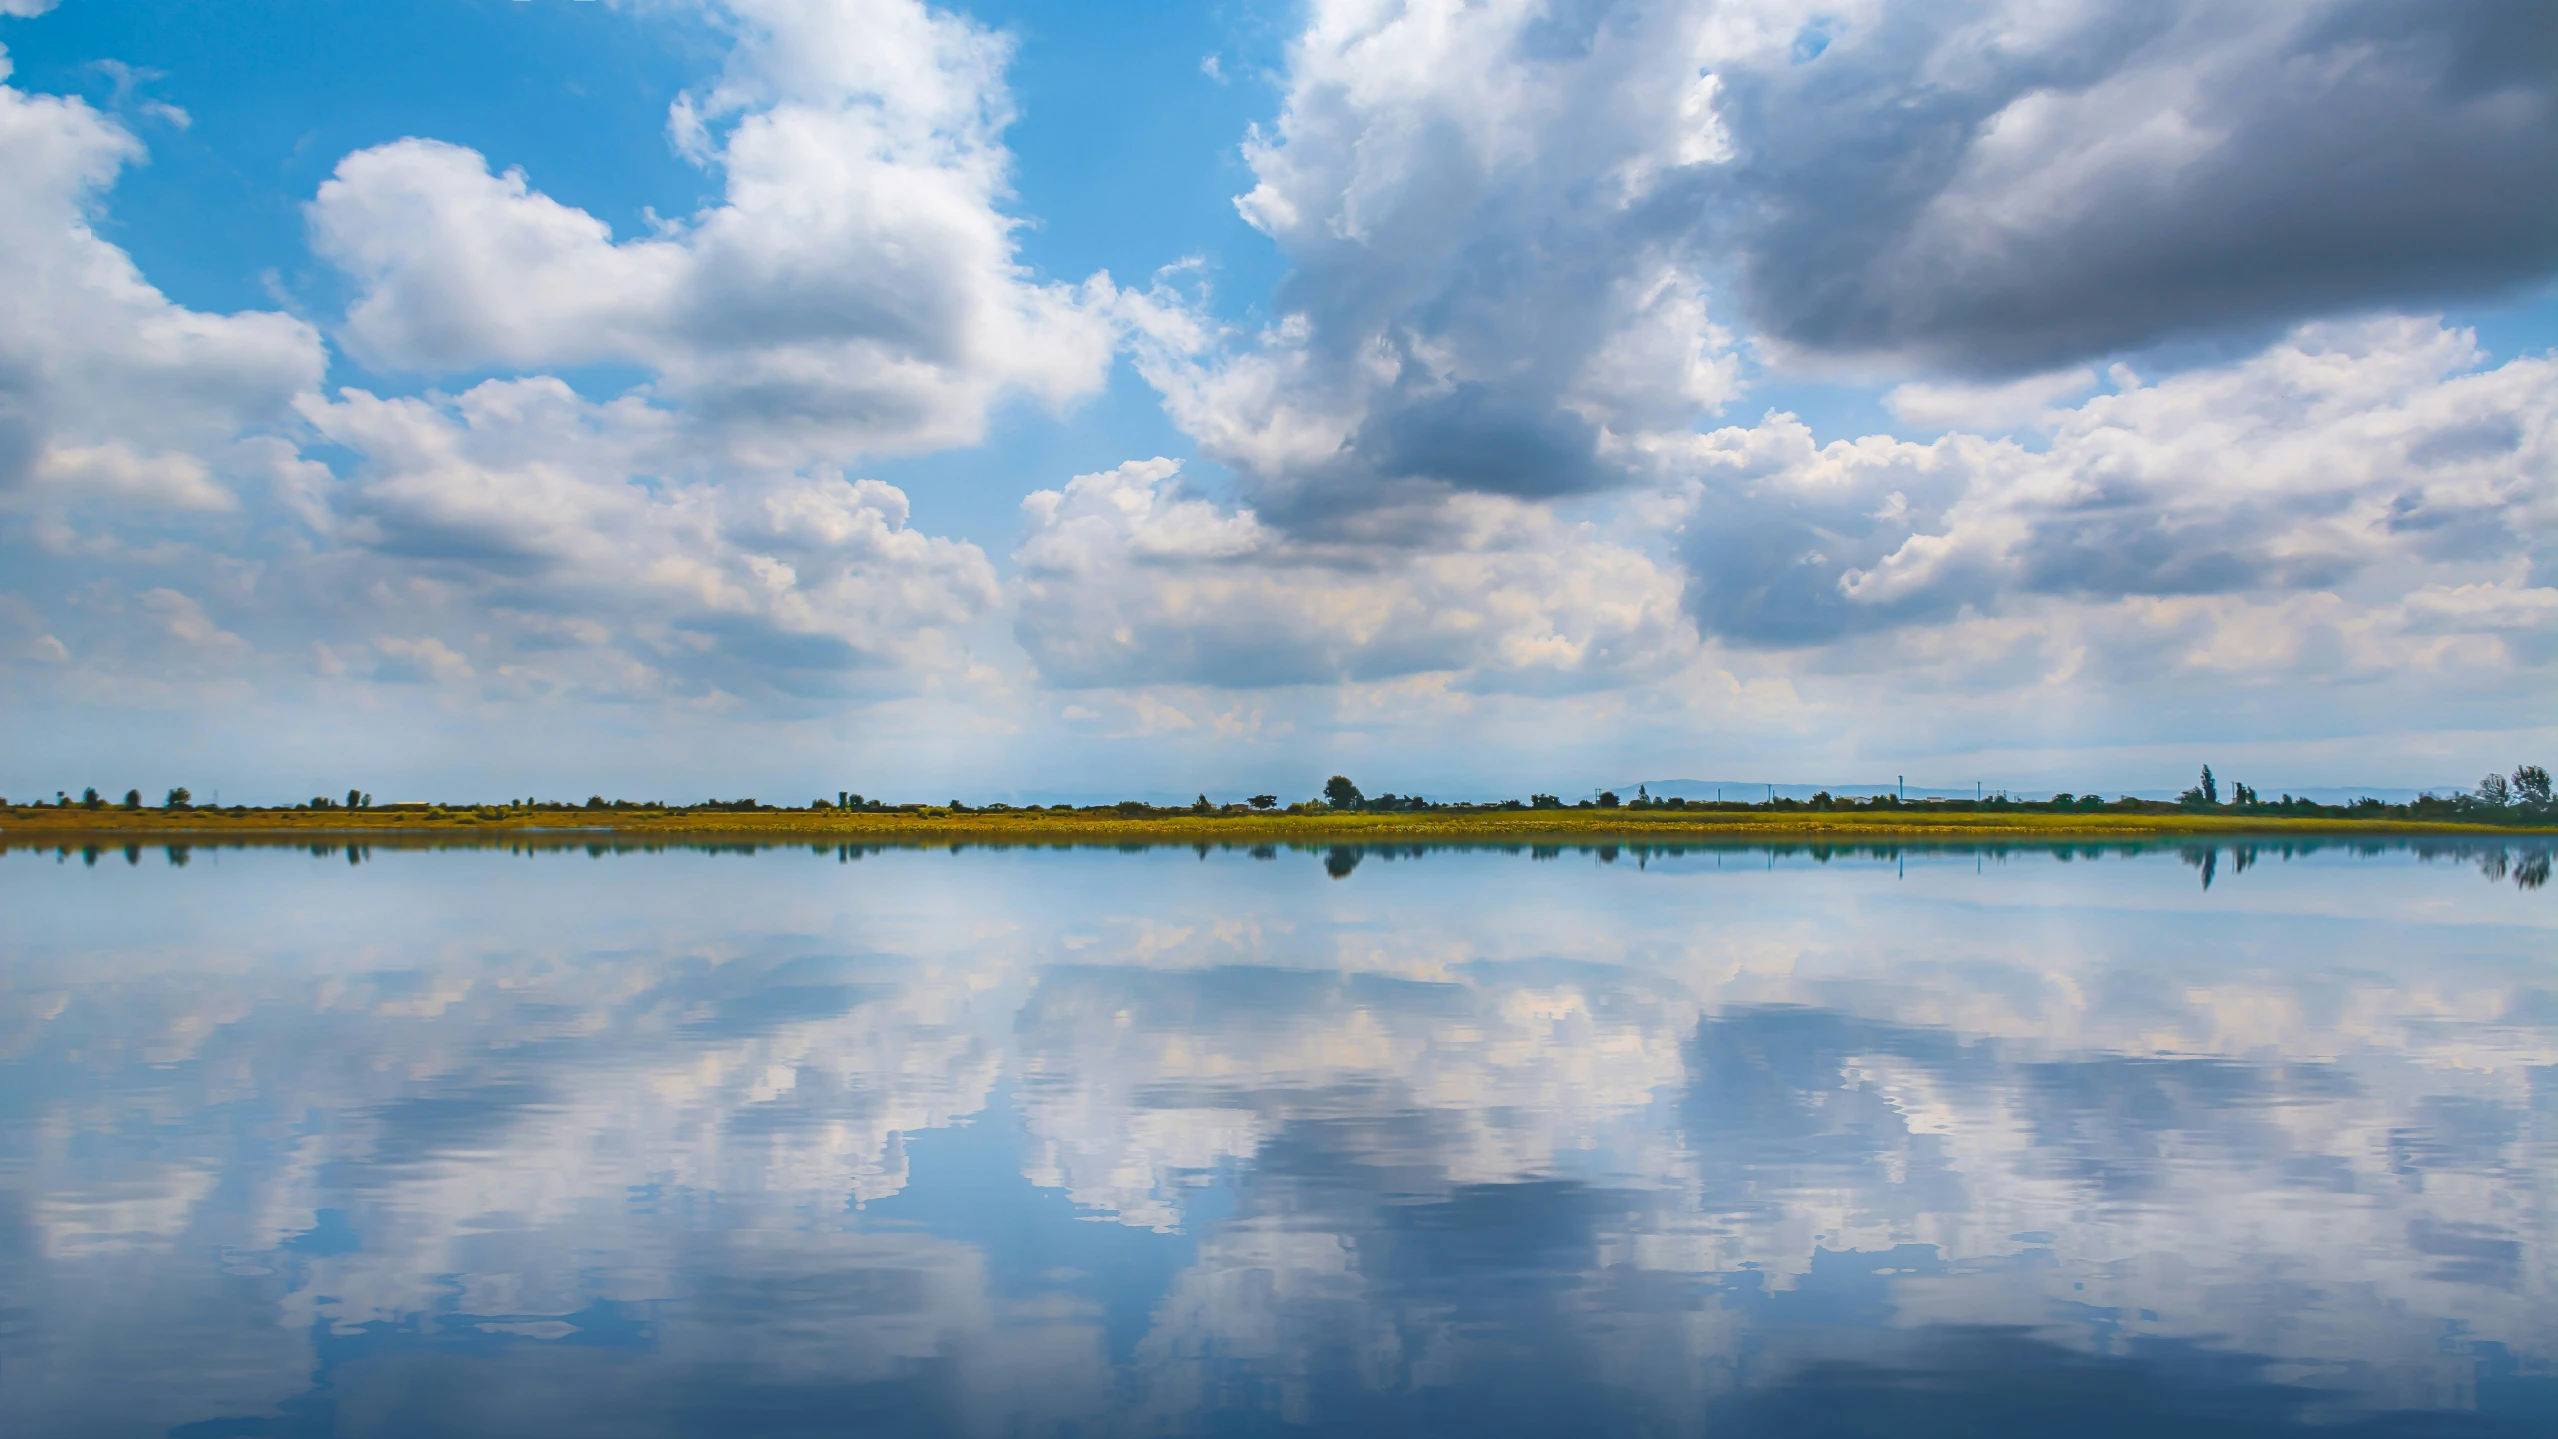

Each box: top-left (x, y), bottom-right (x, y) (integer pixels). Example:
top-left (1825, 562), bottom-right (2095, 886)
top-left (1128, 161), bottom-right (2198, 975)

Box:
top-left (6, 765), bottom-right (2550, 825)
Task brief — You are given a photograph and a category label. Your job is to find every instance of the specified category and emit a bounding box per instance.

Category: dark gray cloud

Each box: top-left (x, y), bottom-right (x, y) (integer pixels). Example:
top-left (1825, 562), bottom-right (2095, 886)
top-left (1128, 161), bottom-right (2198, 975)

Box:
top-left (1727, 0), bottom-right (2558, 374)
top-left (1154, 0), bottom-right (2558, 538)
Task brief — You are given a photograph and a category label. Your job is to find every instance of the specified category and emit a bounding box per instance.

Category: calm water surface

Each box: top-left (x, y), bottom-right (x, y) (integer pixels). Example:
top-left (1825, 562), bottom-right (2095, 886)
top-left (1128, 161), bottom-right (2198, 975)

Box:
top-left (1, 837), bottom-right (2552, 1437)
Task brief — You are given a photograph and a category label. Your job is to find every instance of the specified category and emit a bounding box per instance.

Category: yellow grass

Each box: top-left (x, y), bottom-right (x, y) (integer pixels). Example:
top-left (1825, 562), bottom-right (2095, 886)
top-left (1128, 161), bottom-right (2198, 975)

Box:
top-left (3, 804), bottom-right (2544, 845)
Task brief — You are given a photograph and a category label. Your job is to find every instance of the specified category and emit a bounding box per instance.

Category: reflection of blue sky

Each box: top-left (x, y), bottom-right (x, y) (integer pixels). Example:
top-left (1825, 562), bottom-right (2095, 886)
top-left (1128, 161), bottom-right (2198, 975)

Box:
top-left (0, 842), bottom-right (2552, 1435)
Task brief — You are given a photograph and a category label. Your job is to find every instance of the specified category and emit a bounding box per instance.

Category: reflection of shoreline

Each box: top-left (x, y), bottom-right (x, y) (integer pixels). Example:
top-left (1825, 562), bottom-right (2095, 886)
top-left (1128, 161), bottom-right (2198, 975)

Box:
top-left (3, 847), bottom-right (2551, 1432)
top-left (6, 832), bottom-right (2551, 891)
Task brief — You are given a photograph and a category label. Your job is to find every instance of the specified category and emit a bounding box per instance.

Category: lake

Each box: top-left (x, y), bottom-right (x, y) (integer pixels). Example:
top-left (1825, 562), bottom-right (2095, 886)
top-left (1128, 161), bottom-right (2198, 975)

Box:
top-left (1, 836), bottom-right (2551, 1437)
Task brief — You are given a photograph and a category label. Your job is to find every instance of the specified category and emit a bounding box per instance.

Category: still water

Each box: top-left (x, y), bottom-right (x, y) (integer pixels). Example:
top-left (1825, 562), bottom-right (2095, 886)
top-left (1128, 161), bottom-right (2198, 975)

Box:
top-left (0, 836), bottom-right (2552, 1437)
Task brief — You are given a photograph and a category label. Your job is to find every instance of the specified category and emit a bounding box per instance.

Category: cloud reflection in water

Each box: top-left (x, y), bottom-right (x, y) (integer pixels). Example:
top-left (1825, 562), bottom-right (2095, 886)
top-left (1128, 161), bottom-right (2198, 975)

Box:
top-left (0, 838), bottom-right (2550, 1436)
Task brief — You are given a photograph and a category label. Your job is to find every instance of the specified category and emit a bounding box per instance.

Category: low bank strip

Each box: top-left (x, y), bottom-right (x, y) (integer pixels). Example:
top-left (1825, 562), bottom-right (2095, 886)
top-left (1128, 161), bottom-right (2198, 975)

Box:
top-left (5, 809), bottom-right (2548, 844)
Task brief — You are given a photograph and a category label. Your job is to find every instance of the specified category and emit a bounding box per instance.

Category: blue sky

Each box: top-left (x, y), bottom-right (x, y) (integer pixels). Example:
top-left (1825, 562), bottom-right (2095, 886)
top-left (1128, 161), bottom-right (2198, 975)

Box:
top-left (1, 0), bottom-right (2552, 804)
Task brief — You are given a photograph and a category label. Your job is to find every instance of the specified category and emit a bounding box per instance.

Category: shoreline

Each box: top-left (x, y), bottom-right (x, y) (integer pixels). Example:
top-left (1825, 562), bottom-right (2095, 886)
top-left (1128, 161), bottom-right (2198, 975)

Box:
top-left (6, 809), bottom-right (2551, 845)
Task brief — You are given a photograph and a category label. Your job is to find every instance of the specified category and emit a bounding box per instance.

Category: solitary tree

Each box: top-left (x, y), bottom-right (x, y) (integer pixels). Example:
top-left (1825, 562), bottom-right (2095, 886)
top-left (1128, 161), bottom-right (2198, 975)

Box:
top-left (164, 787), bottom-right (192, 810)
top-left (1597, 790), bottom-right (1620, 808)
top-left (1323, 775), bottom-right (1363, 809)
top-left (2516, 765), bottom-right (2553, 807)
top-left (122, 789), bottom-right (141, 809)
top-left (81, 787), bottom-right (102, 809)
top-left (2180, 766), bottom-right (2219, 807)
top-left (1249, 794), bottom-right (1277, 809)
top-left (2477, 772), bottom-right (2511, 807)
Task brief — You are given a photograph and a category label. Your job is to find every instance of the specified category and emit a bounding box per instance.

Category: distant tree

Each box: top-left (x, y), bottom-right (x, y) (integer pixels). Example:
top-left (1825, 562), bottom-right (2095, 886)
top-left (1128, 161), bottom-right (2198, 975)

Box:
top-left (164, 787), bottom-right (192, 810)
top-left (2477, 773), bottom-right (2510, 806)
top-left (122, 789), bottom-right (141, 809)
top-left (1193, 793), bottom-right (1213, 813)
top-left (2049, 792), bottom-right (2071, 808)
top-left (81, 787), bottom-right (102, 809)
top-left (1531, 793), bottom-right (1561, 809)
top-left (1323, 775), bottom-right (1363, 808)
top-left (2179, 766), bottom-right (2218, 807)
top-left (1249, 794), bottom-right (1277, 809)
top-left (2515, 765), bottom-right (2553, 807)
top-left (1596, 790), bottom-right (1620, 808)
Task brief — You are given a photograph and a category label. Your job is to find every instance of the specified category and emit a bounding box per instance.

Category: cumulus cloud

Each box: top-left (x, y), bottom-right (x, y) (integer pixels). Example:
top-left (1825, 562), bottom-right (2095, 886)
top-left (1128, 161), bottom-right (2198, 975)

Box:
top-left (0, 52), bottom-right (323, 514)
top-left (1667, 317), bottom-right (2557, 679)
top-left (308, 0), bottom-right (1114, 464)
top-left (1032, 315), bottom-right (2553, 732)
top-left (0, 9), bottom-right (1045, 710)
top-left (1138, 0), bottom-right (2557, 535)
top-left (297, 378), bottom-right (1002, 702)
top-left (1012, 458), bottom-right (1692, 691)
top-left (1127, 0), bottom-right (1746, 526)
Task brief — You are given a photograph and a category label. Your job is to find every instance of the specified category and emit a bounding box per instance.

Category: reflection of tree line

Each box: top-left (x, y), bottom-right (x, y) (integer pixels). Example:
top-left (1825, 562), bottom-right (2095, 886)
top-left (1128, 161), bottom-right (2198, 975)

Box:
top-left (11, 833), bottom-right (2552, 889)
top-left (2178, 839), bottom-right (2550, 890)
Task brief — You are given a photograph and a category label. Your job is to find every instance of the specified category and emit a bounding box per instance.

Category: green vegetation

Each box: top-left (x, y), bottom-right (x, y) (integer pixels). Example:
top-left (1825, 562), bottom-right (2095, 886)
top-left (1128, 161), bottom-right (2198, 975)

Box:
top-left (4, 763), bottom-right (2552, 840)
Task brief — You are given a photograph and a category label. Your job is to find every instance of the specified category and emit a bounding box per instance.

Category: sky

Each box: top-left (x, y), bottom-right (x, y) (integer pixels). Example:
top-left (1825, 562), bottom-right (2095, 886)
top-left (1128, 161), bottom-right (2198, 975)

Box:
top-left (0, 0), bottom-right (2552, 805)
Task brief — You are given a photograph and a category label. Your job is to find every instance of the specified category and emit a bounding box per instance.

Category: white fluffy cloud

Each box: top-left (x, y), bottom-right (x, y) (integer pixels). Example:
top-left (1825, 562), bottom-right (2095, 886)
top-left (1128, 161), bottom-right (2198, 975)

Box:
top-left (3, 0), bottom-right (2552, 786)
top-left (1012, 458), bottom-right (1692, 691)
top-left (1123, 0), bottom-right (1752, 526)
top-left (308, 0), bottom-right (1115, 464)
top-left (296, 378), bottom-right (1001, 702)
top-left (1671, 317), bottom-right (2556, 673)
top-left (2, 5), bottom-right (1049, 711)
top-left (0, 51), bottom-right (323, 514)
top-left (1026, 315), bottom-right (2554, 733)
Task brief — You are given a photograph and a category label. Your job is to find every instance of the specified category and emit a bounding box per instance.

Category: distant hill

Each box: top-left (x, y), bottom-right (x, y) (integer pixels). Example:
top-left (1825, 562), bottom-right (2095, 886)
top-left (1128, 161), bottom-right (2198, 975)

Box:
top-left (1621, 780), bottom-right (1981, 802)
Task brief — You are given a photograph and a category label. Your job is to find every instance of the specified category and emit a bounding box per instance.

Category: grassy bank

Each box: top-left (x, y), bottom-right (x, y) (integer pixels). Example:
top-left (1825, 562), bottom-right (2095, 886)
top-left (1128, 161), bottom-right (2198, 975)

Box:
top-left (5, 803), bottom-right (2547, 844)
